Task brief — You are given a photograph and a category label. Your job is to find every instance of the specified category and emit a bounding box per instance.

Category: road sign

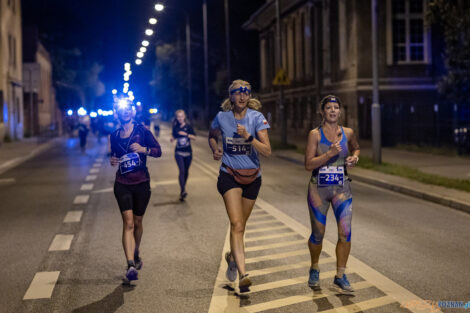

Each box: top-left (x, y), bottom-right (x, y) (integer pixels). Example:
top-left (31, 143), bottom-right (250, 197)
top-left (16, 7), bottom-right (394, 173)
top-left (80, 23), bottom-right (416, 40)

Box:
top-left (272, 68), bottom-right (291, 86)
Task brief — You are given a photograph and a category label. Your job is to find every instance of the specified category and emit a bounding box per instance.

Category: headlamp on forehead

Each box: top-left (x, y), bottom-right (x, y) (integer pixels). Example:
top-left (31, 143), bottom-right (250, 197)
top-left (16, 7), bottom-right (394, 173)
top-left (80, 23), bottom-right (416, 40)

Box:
top-left (230, 86), bottom-right (251, 95)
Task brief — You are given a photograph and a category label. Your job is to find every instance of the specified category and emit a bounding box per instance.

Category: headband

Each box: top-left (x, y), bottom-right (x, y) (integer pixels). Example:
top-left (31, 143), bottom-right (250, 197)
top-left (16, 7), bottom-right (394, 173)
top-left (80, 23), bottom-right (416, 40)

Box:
top-left (230, 86), bottom-right (251, 95)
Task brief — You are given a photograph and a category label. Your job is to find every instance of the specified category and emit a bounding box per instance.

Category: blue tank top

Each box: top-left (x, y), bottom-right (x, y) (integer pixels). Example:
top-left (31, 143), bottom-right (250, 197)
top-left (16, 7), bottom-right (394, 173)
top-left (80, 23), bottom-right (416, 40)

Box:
top-left (316, 126), bottom-right (348, 168)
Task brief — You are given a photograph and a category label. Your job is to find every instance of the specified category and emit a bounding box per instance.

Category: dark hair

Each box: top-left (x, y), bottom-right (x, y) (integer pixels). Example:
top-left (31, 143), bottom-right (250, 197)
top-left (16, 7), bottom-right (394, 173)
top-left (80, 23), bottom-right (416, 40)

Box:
top-left (320, 95), bottom-right (342, 111)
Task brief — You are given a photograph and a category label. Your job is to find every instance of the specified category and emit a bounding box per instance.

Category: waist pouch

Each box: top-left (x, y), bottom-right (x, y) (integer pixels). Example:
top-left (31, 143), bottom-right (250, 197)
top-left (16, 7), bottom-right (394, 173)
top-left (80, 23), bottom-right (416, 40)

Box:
top-left (222, 163), bottom-right (259, 185)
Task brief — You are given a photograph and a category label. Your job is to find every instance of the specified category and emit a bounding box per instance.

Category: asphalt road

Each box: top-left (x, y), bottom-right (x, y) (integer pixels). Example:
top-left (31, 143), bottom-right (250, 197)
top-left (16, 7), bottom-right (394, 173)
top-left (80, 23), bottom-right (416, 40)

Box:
top-left (0, 127), bottom-right (468, 313)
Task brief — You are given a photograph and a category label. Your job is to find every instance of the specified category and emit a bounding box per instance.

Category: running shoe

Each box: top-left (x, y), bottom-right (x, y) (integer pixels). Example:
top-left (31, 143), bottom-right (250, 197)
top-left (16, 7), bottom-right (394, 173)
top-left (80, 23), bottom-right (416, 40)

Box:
top-left (179, 191), bottom-right (188, 201)
top-left (308, 268), bottom-right (320, 288)
top-left (333, 274), bottom-right (354, 293)
top-left (126, 266), bottom-right (139, 281)
top-left (225, 252), bottom-right (237, 282)
top-left (135, 256), bottom-right (143, 270)
top-left (239, 274), bottom-right (252, 293)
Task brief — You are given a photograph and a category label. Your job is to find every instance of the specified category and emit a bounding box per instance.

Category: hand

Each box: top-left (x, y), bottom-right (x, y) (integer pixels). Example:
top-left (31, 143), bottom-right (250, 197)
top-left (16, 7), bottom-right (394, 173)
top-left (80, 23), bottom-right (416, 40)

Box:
top-left (328, 141), bottom-right (342, 157)
top-left (110, 156), bottom-right (119, 167)
top-left (178, 131), bottom-right (188, 136)
top-left (345, 155), bottom-right (359, 168)
top-left (170, 137), bottom-right (175, 143)
top-left (237, 124), bottom-right (249, 140)
top-left (213, 148), bottom-right (223, 160)
top-left (130, 143), bottom-right (146, 154)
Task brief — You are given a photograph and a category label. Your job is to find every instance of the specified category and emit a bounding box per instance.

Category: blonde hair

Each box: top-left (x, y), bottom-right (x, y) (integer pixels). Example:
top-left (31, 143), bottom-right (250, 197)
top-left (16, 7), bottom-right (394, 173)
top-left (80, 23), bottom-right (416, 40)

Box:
top-left (173, 109), bottom-right (188, 126)
top-left (220, 79), bottom-right (262, 112)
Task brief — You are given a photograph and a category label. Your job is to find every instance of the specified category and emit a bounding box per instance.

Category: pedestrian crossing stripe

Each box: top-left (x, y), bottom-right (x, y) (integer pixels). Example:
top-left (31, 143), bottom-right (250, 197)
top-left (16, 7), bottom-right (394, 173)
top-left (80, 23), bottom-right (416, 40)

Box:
top-left (272, 68), bottom-right (291, 86)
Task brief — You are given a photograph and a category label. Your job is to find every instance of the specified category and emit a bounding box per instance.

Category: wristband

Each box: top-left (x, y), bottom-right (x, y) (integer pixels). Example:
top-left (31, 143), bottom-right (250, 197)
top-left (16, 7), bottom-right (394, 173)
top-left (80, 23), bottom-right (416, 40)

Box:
top-left (247, 135), bottom-right (254, 142)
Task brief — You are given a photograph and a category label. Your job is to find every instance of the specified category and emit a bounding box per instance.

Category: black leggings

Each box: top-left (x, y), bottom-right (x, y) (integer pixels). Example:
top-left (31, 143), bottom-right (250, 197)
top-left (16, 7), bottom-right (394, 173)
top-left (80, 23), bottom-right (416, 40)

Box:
top-left (175, 153), bottom-right (192, 193)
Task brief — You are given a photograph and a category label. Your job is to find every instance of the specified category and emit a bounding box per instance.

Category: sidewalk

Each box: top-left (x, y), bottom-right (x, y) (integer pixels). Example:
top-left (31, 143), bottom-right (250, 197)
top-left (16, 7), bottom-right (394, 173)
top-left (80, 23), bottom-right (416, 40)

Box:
top-left (0, 137), bottom-right (62, 176)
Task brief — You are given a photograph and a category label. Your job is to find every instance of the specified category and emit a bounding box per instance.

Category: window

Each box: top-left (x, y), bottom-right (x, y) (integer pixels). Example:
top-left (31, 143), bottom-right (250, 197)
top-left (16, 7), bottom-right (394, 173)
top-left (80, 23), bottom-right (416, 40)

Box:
top-left (390, 0), bottom-right (429, 63)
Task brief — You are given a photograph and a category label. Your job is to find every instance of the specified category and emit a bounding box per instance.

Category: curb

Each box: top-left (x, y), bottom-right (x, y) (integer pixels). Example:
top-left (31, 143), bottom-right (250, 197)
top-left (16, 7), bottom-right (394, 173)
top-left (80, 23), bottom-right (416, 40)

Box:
top-left (349, 173), bottom-right (470, 214)
top-left (0, 137), bottom-right (62, 175)
top-left (275, 154), bottom-right (470, 215)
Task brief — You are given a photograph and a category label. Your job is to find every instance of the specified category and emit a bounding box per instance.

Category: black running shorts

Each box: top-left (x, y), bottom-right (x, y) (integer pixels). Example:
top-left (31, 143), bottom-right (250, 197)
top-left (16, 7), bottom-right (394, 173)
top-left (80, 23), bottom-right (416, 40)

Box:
top-left (113, 181), bottom-right (151, 216)
top-left (217, 171), bottom-right (262, 200)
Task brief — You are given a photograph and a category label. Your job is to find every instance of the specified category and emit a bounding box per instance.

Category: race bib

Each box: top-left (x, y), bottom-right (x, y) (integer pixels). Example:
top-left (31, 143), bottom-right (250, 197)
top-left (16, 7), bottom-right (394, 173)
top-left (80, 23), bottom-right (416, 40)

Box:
top-left (318, 166), bottom-right (344, 186)
top-left (119, 153), bottom-right (141, 174)
top-left (177, 136), bottom-right (189, 148)
top-left (226, 137), bottom-right (252, 155)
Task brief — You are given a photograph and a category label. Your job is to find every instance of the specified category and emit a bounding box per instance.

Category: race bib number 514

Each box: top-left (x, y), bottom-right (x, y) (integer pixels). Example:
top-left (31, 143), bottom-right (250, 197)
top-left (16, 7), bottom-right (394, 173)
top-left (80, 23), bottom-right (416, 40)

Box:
top-left (226, 137), bottom-right (252, 155)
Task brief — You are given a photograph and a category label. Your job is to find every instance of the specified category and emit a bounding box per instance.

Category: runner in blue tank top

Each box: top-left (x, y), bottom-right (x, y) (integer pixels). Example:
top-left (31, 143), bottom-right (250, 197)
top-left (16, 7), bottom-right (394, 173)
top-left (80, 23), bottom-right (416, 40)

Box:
top-left (304, 95), bottom-right (360, 293)
top-left (208, 79), bottom-right (271, 292)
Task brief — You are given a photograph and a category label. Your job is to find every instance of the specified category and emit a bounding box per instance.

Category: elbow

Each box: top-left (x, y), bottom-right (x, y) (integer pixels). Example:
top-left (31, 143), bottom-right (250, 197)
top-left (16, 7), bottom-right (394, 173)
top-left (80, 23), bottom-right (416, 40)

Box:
top-left (262, 147), bottom-right (272, 157)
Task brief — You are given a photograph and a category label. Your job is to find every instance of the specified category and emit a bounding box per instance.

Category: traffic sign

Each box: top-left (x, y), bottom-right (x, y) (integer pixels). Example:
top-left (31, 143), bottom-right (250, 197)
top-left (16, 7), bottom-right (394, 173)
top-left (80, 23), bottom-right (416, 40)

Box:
top-left (272, 68), bottom-right (291, 86)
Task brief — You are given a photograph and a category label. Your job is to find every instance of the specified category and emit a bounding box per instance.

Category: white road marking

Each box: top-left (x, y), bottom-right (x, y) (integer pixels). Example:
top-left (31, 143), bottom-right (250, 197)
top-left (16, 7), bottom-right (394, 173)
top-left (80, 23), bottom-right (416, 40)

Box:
top-left (23, 271), bottom-right (60, 300)
top-left (92, 178), bottom-right (206, 194)
top-left (92, 163), bottom-right (101, 168)
top-left (63, 211), bottom-right (83, 223)
top-left (48, 234), bottom-right (74, 251)
top-left (244, 231), bottom-right (298, 242)
top-left (95, 158), bottom-right (103, 162)
top-left (73, 195), bottom-right (89, 204)
top-left (89, 168), bottom-right (100, 174)
top-left (321, 296), bottom-right (395, 313)
top-left (249, 258), bottom-right (335, 277)
top-left (245, 239), bottom-right (306, 252)
top-left (80, 183), bottom-right (94, 191)
top-left (85, 175), bottom-right (97, 181)
top-left (243, 281), bottom-right (373, 313)
top-left (245, 249), bottom-right (309, 264)
top-left (245, 225), bottom-right (289, 234)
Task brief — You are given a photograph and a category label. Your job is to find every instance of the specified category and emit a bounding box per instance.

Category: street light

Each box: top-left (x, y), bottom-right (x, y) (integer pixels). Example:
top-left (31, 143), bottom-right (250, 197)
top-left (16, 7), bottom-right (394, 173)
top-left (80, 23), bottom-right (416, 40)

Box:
top-left (142, 40), bottom-right (149, 47)
top-left (137, 51), bottom-right (144, 58)
top-left (149, 18), bottom-right (157, 25)
top-left (145, 29), bottom-right (154, 36)
top-left (124, 83), bottom-right (129, 88)
top-left (155, 3), bottom-right (164, 11)
top-left (140, 47), bottom-right (147, 53)
top-left (136, 59), bottom-right (142, 65)
top-left (112, 89), bottom-right (117, 95)
top-left (124, 63), bottom-right (131, 71)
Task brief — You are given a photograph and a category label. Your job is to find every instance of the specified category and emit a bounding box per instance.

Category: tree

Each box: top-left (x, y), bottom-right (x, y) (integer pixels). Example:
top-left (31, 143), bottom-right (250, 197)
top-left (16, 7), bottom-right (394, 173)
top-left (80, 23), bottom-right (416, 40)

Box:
top-left (428, 0), bottom-right (470, 106)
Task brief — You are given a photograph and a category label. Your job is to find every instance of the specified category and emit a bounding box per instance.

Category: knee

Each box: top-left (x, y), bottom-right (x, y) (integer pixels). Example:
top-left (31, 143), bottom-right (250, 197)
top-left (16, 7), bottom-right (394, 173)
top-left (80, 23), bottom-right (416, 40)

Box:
top-left (134, 218), bottom-right (143, 229)
top-left (124, 220), bottom-right (134, 232)
top-left (309, 232), bottom-right (324, 245)
top-left (230, 221), bottom-right (245, 234)
top-left (338, 230), bottom-right (351, 243)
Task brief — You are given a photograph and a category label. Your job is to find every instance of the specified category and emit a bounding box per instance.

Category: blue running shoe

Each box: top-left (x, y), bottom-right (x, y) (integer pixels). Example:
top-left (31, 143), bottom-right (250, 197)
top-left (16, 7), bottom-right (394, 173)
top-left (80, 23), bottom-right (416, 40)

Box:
top-left (126, 266), bottom-right (138, 281)
top-left (308, 268), bottom-right (320, 288)
top-left (225, 252), bottom-right (237, 282)
top-left (333, 274), bottom-right (354, 293)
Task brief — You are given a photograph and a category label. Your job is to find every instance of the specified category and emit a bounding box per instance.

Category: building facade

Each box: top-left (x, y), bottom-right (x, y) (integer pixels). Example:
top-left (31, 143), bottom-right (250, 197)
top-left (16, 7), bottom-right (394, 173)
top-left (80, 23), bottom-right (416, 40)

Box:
top-left (244, 0), bottom-right (448, 147)
top-left (0, 0), bottom-right (23, 142)
top-left (23, 27), bottom-right (58, 137)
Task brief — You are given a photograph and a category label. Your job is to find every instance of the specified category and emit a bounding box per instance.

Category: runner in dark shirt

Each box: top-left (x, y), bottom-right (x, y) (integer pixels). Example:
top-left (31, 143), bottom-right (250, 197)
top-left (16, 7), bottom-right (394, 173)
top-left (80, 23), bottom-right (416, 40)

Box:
top-left (109, 100), bottom-right (162, 282)
top-left (171, 109), bottom-right (196, 201)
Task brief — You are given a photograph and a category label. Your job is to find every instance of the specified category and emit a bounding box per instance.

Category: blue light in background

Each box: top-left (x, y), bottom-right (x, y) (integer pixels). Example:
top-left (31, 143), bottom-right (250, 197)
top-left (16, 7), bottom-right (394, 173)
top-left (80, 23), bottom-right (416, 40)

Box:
top-left (67, 109), bottom-right (73, 116)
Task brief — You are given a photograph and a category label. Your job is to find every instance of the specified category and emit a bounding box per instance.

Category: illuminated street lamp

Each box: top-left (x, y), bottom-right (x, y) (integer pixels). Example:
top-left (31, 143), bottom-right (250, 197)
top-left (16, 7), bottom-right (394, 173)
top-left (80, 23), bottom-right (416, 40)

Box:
top-left (137, 51), bottom-right (144, 58)
top-left (112, 89), bottom-right (117, 95)
top-left (124, 63), bottom-right (131, 71)
top-left (136, 59), bottom-right (142, 65)
top-left (142, 40), bottom-right (149, 47)
top-left (145, 29), bottom-right (154, 36)
top-left (149, 18), bottom-right (157, 25)
top-left (155, 3), bottom-right (164, 11)
top-left (140, 47), bottom-right (147, 53)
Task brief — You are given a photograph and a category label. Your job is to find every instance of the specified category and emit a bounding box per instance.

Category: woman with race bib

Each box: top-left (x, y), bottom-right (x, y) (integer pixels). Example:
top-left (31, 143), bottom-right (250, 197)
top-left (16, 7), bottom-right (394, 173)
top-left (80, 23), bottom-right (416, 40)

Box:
top-left (109, 100), bottom-right (162, 282)
top-left (171, 110), bottom-right (196, 201)
top-left (304, 95), bottom-right (360, 293)
top-left (208, 79), bottom-right (271, 292)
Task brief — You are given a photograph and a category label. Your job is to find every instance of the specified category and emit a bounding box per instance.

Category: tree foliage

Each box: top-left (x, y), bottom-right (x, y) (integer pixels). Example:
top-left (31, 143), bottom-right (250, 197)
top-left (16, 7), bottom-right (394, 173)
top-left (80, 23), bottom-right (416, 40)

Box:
top-left (428, 0), bottom-right (470, 105)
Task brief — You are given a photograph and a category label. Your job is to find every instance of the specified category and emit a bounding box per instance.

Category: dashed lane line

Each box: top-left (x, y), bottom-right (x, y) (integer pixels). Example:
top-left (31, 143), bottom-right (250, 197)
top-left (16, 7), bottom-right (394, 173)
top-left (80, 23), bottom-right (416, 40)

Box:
top-left (85, 175), bottom-right (97, 181)
top-left (63, 210), bottom-right (83, 223)
top-left (243, 280), bottom-right (373, 313)
top-left (73, 195), bottom-right (89, 204)
top-left (89, 168), bottom-right (100, 174)
top-left (48, 234), bottom-right (74, 251)
top-left (23, 271), bottom-right (60, 300)
top-left (92, 163), bottom-right (101, 168)
top-left (80, 183), bottom-right (94, 191)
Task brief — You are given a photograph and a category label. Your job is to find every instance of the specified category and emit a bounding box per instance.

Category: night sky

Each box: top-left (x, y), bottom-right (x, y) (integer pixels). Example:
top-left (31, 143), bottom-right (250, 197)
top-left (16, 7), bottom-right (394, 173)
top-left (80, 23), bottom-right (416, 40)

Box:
top-left (21, 0), bottom-right (265, 113)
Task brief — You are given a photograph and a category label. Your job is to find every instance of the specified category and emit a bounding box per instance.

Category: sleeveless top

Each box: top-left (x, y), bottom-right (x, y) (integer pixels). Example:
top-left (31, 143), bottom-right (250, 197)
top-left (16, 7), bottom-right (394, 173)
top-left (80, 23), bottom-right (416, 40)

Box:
top-left (311, 126), bottom-right (349, 181)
